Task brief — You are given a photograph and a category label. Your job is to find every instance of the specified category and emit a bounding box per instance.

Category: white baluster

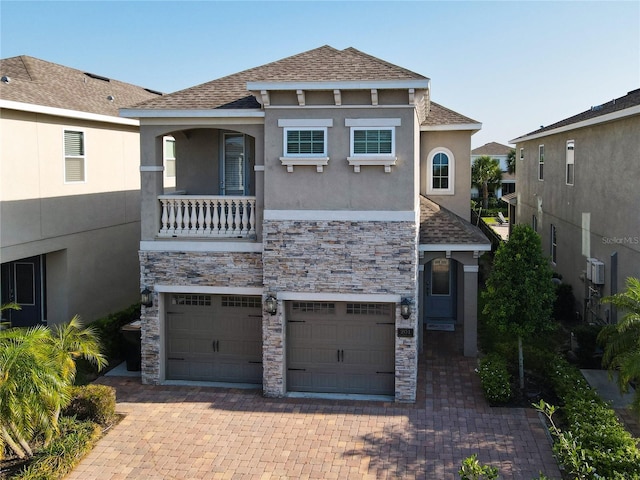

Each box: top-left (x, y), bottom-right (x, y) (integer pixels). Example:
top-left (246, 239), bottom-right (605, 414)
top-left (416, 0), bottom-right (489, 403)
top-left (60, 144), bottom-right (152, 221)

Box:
top-left (160, 199), bottom-right (169, 234)
top-left (189, 199), bottom-right (197, 236)
top-left (233, 200), bottom-right (241, 236)
top-left (212, 199), bottom-right (220, 236)
top-left (240, 199), bottom-right (249, 235)
top-left (248, 199), bottom-right (256, 236)
top-left (204, 199), bottom-right (212, 235)
top-left (225, 199), bottom-right (233, 236)
top-left (168, 200), bottom-right (176, 235)
top-left (176, 199), bottom-right (184, 234)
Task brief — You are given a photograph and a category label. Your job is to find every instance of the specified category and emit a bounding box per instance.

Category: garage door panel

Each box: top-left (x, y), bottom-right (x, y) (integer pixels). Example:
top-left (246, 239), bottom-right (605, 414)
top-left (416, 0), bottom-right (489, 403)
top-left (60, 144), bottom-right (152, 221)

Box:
top-left (166, 294), bottom-right (262, 384)
top-left (287, 301), bottom-right (395, 395)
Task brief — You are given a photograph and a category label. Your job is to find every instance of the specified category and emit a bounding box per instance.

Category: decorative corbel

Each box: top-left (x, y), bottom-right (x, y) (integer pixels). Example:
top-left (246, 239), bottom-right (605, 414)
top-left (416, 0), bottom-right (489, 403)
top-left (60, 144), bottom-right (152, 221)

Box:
top-left (296, 89), bottom-right (305, 106)
top-left (370, 89), bottom-right (378, 106)
top-left (333, 89), bottom-right (342, 106)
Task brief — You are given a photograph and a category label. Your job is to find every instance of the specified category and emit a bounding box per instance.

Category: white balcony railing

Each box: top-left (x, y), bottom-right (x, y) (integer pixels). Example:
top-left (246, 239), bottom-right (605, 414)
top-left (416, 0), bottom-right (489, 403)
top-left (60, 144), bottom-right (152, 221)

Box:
top-left (158, 195), bottom-right (256, 238)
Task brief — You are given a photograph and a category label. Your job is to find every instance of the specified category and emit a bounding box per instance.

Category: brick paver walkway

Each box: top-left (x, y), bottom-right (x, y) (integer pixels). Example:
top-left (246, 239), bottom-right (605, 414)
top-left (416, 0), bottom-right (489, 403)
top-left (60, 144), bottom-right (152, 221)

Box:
top-left (67, 331), bottom-right (561, 479)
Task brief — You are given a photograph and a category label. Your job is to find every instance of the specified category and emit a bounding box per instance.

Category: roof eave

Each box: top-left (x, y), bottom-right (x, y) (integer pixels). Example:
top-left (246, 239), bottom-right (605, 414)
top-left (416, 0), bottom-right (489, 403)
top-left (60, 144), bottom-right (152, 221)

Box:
top-left (247, 79), bottom-right (430, 91)
top-left (419, 243), bottom-right (491, 252)
top-left (421, 123), bottom-right (482, 133)
top-left (510, 104), bottom-right (640, 144)
top-left (1, 99), bottom-right (140, 126)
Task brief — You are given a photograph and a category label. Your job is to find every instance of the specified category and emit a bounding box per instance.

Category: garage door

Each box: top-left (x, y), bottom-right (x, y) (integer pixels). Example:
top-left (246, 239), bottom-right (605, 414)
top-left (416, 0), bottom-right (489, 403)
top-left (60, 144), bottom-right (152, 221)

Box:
top-left (287, 301), bottom-right (395, 395)
top-left (166, 294), bottom-right (262, 383)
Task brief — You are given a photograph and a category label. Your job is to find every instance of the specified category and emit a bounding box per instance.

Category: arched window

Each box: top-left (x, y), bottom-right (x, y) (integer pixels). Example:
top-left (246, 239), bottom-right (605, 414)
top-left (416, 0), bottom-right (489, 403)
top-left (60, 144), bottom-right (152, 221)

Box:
top-left (427, 147), bottom-right (455, 195)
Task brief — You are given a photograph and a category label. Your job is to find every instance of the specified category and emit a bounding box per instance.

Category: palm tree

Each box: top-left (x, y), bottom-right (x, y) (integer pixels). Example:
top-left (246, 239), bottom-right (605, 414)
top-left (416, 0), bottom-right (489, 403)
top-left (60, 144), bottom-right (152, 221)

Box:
top-left (598, 277), bottom-right (640, 418)
top-left (0, 315), bottom-right (106, 459)
top-left (472, 155), bottom-right (502, 210)
top-left (507, 148), bottom-right (516, 174)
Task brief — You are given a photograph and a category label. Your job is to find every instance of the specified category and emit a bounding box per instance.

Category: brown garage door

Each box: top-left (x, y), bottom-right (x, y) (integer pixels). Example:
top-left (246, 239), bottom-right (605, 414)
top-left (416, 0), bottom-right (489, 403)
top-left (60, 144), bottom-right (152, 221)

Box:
top-left (166, 294), bottom-right (262, 383)
top-left (287, 301), bottom-right (395, 395)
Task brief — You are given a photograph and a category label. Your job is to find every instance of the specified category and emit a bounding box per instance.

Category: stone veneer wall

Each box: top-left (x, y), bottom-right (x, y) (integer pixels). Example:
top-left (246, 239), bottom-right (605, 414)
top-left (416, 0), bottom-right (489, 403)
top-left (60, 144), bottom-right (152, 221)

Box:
top-left (139, 250), bottom-right (263, 384)
top-left (262, 219), bottom-right (419, 402)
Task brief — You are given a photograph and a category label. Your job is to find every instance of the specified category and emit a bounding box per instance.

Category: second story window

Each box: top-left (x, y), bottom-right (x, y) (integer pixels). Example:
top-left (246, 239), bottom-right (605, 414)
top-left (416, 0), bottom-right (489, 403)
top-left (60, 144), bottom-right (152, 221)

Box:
top-left (284, 128), bottom-right (326, 156)
top-left (351, 128), bottom-right (394, 156)
top-left (566, 140), bottom-right (575, 185)
top-left (64, 130), bottom-right (85, 183)
top-left (538, 144), bottom-right (544, 181)
top-left (427, 147), bottom-right (455, 195)
top-left (164, 137), bottom-right (176, 178)
top-left (550, 224), bottom-right (557, 264)
top-left (519, 147), bottom-right (524, 161)
top-left (532, 214), bottom-right (538, 232)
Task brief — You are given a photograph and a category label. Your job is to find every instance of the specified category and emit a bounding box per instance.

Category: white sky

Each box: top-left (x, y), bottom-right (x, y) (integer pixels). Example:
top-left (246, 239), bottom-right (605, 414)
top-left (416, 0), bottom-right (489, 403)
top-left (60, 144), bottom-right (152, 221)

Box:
top-left (1, 0), bottom-right (638, 148)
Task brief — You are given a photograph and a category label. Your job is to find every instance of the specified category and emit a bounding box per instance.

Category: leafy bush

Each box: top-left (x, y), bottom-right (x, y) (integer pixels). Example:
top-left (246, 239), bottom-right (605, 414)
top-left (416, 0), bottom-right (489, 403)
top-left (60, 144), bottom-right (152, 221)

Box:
top-left (459, 454), bottom-right (499, 480)
top-left (478, 354), bottom-right (512, 404)
top-left (13, 417), bottom-right (102, 480)
top-left (90, 303), bottom-right (140, 363)
top-left (62, 384), bottom-right (116, 427)
top-left (572, 324), bottom-right (603, 368)
top-left (552, 283), bottom-right (577, 323)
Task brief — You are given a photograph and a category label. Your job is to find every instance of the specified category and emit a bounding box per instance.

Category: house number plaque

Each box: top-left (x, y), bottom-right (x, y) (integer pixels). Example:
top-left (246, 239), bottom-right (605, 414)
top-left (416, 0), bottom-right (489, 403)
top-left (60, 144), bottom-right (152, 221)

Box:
top-left (397, 328), bottom-right (414, 338)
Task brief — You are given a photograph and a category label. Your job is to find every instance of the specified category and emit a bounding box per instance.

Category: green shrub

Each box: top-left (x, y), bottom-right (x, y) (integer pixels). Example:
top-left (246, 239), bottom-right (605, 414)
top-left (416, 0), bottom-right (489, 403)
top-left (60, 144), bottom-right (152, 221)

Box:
top-left (14, 417), bottom-right (102, 480)
top-left (572, 324), bottom-right (603, 368)
top-left (478, 354), bottom-right (512, 404)
top-left (552, 283), bottom-right (577, 323)
top-left (90, 303), bottom-right (140, 362)
top-left (459, 454), bottom-right (499, 480)
top-left (62, 384), bottom-right (116, 427)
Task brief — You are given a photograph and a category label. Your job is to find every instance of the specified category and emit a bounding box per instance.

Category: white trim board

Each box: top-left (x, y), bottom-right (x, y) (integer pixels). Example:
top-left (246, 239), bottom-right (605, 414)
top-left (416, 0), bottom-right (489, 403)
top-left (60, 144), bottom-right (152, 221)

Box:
top-left (120, 108), bottom-right (265, 119)
top-left (419, 243), bottom-right (491, 252)
top-left (247, 80), bottom-right (430, 91)
top-left (421, 123), bottom-right (482, 132)
top-left (1, 100), bottom-right (140, 126)
top-left (276, 292), bottom-right (402, 303)
top-left (263, 210), bottom-right (416, 222)
top-left (140, 241), bottom-right (263, 253)
top-left (154, 285), bottom-right (263, 295)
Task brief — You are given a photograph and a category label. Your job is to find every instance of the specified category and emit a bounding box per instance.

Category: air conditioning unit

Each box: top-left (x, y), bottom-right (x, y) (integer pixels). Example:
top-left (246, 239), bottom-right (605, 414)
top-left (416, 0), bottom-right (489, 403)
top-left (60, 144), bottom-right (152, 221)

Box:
top-left (591, 260), bottom-right (605, 285)
top-left (586, 258), bottom-right (596, 280)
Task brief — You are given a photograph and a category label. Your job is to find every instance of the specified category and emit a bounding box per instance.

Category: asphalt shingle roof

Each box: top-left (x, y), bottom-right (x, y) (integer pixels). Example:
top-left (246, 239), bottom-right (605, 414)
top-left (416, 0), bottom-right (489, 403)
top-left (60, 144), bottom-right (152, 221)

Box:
top-left (0, 55), bottom-right (162, 116)
top-left (515, 88), bottom-right (640, 139)
top-left (471, 142), bottom-right (511, 156)
top-left (130, 45), bottom-right (428, 111)
top-left (421, 101), bottom-right (480, 127)
top-left (419, 196), bottom-right (489, 246)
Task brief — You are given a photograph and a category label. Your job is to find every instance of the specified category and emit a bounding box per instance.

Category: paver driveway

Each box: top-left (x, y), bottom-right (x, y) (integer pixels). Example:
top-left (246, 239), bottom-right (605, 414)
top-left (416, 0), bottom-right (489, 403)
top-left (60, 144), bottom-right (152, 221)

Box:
top-left (67, 331), bottom-right (561, 479)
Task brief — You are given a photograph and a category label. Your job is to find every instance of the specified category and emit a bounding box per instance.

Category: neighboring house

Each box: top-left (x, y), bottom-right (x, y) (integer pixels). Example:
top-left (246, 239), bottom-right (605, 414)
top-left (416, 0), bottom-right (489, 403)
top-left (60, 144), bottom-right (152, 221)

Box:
top-left (0, 56), bottom-right (161, 327)
top-left (511, 88), bottom-right (640, 324)
top-left (471, 141), bottom-right (515, 199)
top-left (122, 46), bottom-right (490, 402)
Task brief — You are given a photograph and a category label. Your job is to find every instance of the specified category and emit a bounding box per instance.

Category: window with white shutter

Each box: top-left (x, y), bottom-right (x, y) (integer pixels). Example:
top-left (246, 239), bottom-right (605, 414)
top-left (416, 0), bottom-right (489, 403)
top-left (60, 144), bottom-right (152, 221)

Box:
top-left (64, 130), bottom-right (85, 182)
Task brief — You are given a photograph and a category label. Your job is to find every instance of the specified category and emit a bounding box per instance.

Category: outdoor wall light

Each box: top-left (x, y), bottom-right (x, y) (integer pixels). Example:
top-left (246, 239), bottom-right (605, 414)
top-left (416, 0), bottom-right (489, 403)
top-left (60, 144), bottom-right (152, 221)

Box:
top-left (265, 294), bottom-right (278, 315)
top-left (400, 298), bottom-right (411, 320)
top-left (141, 287), bottom-right (153, 308)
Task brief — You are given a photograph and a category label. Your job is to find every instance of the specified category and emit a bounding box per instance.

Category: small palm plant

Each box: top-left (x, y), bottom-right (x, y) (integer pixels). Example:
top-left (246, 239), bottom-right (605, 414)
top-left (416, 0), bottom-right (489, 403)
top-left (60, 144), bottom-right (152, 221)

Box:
top-left (598, 277), bottom-right (640, 418)
top-left (0, 311), bottom-right (107, 459)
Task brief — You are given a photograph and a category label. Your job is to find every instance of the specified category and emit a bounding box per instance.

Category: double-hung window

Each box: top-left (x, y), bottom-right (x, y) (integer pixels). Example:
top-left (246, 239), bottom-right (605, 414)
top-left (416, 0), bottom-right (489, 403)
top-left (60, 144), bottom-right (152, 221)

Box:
top-left (345, 118), bottom-right (399, 172)
top-left (278, 119), bottom-right (332, 172)
top-left (519, 147), bottom-right (524, 161)
top-left (64, 130), bottom-right (85, 183)
top-left (538, 145), bottom-right (544, 181)
top-left (566, 140), bottom-right (575, 185)
top-left (550, 224), bottom-right (557, 264)
top-left (164, 136), bottom-right (176, 178)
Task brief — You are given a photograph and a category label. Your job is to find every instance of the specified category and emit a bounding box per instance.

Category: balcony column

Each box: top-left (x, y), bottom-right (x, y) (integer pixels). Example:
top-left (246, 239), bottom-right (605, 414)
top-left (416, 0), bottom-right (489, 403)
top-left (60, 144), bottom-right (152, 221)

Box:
top-left (140, 129), bottom-right (164, 241)
top-left (463, 264), bottom-right (479, 357)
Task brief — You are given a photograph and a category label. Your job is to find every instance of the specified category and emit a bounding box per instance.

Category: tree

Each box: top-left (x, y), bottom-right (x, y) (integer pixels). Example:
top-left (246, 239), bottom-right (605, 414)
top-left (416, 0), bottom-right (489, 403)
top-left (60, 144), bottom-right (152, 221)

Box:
top-left (482, 225), bottom-right (556, 391)
top-left (0, 315), bottom-right (106, 459)
top-left (506, 148), bottom-right (516, 175)
top-left (472, 156), bottom-right (502, 210)
top-left (598, 277), bottom-right (640, 418)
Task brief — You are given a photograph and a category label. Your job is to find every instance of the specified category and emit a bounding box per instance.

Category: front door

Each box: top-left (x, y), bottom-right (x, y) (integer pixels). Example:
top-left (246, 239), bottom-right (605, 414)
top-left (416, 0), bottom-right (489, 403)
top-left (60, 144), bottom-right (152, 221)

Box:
top-left (1, 255), bottom-right (45, 327)
top-left (424, 258), bottom-right (456, 326)
top-left (221, 133), bottom-right (249, 196)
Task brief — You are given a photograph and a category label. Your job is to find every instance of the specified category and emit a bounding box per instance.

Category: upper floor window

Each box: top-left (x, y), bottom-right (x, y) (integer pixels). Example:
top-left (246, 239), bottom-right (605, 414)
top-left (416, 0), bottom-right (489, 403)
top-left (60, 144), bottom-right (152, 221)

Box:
top-left (164, 137), bottom-right (176, 178)
top-left (566, 140), bottom-right (575, 185)
top-left (427, 147), bottom-right (455, 195)
top-left (284, 128), bottom-right (326, 156)
top-left (64, 130), bottom-right (85, 183)
top-left (538, 145), bottom-right (544, 181)
top-left (351, 128), bottom-right (394, 156)
top-left (519, 147), bottom-right (524, 161)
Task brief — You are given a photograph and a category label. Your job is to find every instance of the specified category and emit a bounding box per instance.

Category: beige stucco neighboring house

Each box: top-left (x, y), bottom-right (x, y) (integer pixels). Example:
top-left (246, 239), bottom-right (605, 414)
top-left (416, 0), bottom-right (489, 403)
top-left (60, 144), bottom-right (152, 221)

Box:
top-left (0, 56), bottom-right (161, 327)
top-left (122, 46), bottom-right (490, 402)
top-left (510, 88), bottom-right (640, 324)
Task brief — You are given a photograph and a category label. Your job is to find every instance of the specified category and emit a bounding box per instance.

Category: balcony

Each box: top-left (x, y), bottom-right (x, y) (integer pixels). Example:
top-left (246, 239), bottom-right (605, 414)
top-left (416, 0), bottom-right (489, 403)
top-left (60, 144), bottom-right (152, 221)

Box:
top-left (158, 194), bottom-right (256, 239)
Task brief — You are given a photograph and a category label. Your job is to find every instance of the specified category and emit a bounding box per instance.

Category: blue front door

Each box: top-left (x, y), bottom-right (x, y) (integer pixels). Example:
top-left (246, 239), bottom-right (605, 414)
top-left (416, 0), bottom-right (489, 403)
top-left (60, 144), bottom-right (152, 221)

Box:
top-left (424, 258), bottom-right (456, 324)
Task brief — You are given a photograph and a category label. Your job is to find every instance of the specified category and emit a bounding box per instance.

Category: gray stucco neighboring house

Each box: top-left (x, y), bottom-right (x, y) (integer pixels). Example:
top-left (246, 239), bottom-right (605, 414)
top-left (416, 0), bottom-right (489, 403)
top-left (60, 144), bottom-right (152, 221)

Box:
top-left (0, 56), bottom-right (161, 327)
top-left (510, 88), bottom-right (640, 324)
top-left (121, 46), bottom-right (490, 403)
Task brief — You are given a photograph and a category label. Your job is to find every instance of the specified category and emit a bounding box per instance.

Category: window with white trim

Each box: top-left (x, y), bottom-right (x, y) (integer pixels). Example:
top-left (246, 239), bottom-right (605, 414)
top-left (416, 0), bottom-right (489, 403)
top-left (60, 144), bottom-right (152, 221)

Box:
top-left (550, 224), bottom-right (557, 264)
top-left (64, 130), bottom-right (85, 182)
top-left (164, 136), bottom-right (176, 178)
top-left (532, 215), bottom-right (538, 233)
top-left (350, 128), bottom-right (394, 156)
top-left (519, 148), bottom-right (524, 161)
top-left (538, 144), bottom-right (544, 181)
top-left (566, 140), bottom-right (574, 185)
top-left (427, 147), bottom-right (455, 195)
top-left (284, 128), bottom-right (326, 157)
